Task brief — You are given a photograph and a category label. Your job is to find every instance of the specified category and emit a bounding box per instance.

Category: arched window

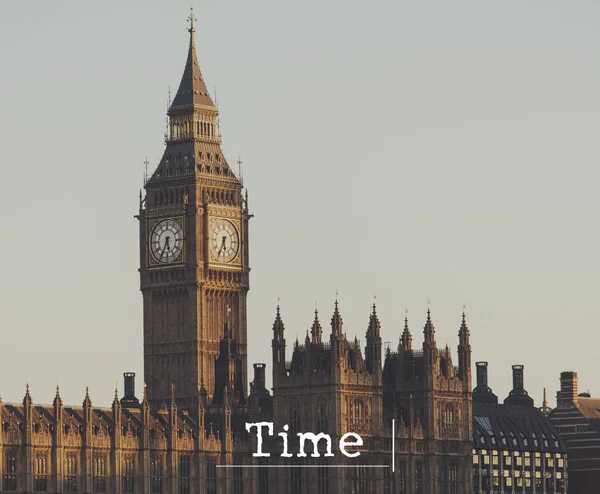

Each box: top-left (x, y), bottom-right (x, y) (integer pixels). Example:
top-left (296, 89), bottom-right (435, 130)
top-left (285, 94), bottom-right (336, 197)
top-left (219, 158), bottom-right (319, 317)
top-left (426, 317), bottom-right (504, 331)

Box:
top-left (65, 453), bottom-right (77, 493)
top-left (443, 405), bottom-right (455, 430)
top-left (352, 399), bottom-right (364, 430)
top-left (123, 455), bottom-right (136, 493)
top-left (35, 454), bottom-right (49, 492)
top-left (151, 457), bottom-right (163, 494)
top-left (4, 451), bottom-right (17, 491)
top-left (179, 456), bottom-right (191, 494)
top-left (94, 455), bottom-right (107, 493)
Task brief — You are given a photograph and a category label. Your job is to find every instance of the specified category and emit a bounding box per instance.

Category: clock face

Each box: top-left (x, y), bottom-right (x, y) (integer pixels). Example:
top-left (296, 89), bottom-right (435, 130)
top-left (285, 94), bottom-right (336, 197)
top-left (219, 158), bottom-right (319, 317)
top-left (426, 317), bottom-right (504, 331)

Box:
top-left (210, 218), bottom-right (239, 263)
top-left (150, 219), bottom-right (184, 263)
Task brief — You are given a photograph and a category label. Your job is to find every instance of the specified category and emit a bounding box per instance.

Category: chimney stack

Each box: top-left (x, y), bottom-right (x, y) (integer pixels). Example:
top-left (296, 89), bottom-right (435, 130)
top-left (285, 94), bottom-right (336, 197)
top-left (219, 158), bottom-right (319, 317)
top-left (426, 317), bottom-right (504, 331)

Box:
top-left (473, 362), bottom-right (498, 404)
top-left (504, 365), bottom-right (534, 407)
top-left (121, 372), bottom-right (140, 409)
top-left (476, 361), bottom-right (489, 388)
top-left (512, 365), bottom-right (524, 391)
top-left (557, 371), bottom-right (579, 408)
top-left (253, 363), bottom-right (266, 391)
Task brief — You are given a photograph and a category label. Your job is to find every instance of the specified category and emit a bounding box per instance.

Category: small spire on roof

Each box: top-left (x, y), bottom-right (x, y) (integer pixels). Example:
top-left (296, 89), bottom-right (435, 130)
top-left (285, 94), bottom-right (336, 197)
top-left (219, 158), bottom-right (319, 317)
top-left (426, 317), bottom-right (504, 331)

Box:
top-left (311, 307), bottom-right (322, 344)
top-left (423, 306), bottom-right (436, 346)
top-left (401, 312), bottom-right (412, 351)
top-left (331, 296), bottom-right (343, 337)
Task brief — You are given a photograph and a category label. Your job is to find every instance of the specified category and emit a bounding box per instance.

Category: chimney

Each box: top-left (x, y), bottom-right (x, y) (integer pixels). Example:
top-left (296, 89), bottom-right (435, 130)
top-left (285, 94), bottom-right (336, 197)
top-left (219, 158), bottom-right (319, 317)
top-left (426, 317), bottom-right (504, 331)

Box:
top-left (504, 365), bottom-right (534, 407)
top-left (253, 363), bottom-right (266, 391)
top-left (473, 362), bottom-right (498, 404)
top-left (121, 372), bottom-right (140, 409)
top-left (512, 365), bottom-right (524, 391)
top-left (476, 361), bottom-right (489, 388)
top-left (557, 371), bottom-right (579, 408)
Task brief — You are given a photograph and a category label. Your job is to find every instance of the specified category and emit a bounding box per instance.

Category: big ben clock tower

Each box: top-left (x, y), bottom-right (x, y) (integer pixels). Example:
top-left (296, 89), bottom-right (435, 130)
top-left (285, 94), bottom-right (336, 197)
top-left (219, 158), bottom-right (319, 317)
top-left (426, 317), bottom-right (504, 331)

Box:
top-left (138, 11), bottom-right (250, 410)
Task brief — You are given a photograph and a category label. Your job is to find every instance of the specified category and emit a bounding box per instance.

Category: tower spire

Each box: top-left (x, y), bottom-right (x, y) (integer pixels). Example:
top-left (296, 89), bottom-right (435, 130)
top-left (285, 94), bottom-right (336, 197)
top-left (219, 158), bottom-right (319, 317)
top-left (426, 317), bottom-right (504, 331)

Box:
top-left (458, 308), bottom-right (472, 381)
top-left (331, 298), bottom-right (343, 339)
top-left (311, 308), bottom-right (322, 344)
top-left (400, 311), bottom-right (412, 351)
top-left (459, 306), bottom-right (470, 345)
top-left (423, 308), bottom-right (436, 347)
top-left (169, 7), bottom-right (214, 111)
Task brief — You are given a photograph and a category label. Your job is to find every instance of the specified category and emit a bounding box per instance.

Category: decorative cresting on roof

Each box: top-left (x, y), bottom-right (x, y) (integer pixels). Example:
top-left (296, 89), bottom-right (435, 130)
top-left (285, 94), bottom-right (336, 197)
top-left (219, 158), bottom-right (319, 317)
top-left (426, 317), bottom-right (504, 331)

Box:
top-left (311, 309), bottom-right (322, 344)
top-left (169, 7), bottom-right (215, 112)
top-left (331, 299), bottom-right (343, 338)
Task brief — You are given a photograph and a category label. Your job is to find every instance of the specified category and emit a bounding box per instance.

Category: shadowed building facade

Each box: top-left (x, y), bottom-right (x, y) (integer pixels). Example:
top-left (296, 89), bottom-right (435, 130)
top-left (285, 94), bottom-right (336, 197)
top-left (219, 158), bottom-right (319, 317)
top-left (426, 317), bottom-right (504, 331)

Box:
top-left (549, 371), bottom-right (600, 494)
top-left (472, 363), bottom-right (567, 494)
top-left (267, 304), bottom-right (474, 493)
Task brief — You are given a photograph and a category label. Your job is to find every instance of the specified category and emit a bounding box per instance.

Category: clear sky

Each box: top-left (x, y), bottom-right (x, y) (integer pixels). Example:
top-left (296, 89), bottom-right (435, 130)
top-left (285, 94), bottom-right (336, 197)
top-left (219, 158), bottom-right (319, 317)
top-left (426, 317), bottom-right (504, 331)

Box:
top-left (1, 0), bottom-right (599, 407)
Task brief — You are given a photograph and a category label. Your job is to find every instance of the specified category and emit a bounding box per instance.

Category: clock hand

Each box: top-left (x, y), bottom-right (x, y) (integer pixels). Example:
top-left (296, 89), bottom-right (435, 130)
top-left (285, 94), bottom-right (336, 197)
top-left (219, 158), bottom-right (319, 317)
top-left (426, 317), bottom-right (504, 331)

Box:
top-left (218, 236), bottom-right (227, 256)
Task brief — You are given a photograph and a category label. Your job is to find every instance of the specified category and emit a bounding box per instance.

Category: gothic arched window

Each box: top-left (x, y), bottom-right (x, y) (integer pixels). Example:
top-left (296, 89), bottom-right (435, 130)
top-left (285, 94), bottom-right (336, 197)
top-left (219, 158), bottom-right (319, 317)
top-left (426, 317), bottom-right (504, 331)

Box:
top-left (4, 451), bottom-right (17, 491)
top-left (35, 454), bottom-right (49, 492)
top-left (65, 453), bottom-right (77, 493)
top-left (94, 455), bottom-right (107, 493)
top-left (151, 457), bottom-right (163, 494)
top-left (443, 404), bottom-right (456, 432)
top-left (352, 399), bottom-right (364, 430)
top-left (123, 455), bottom-right (136, 493)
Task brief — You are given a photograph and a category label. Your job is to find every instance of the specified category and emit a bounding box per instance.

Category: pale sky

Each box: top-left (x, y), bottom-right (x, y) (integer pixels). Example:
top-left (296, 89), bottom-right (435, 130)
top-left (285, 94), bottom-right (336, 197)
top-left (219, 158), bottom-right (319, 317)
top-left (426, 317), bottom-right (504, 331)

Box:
top-left (1, 0), bottom-right (599, 407)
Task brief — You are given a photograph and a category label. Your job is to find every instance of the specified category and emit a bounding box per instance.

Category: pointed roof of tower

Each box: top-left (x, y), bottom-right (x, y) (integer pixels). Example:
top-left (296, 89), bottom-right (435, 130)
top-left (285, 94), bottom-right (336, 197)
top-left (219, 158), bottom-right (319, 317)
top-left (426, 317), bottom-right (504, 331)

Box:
top-left (400, 314), bottom-right (412, 350)
top-left (459, 310), bottom-right (470, 343)
top-left (367, 303), bottom-right (381, 340)
top-left (272, 305), bottom-right (285, 333)
top-left (423, 308), bottom-right (436, 345)
top-left (112, 388), bottom-right (120, 409)
top-left (146, 9), bottom-right (238, 186)
top-left (169, 7), bottom-right (215, 112)
top-left (311, 309), bottom-right (322, 343)
top-left (331, 299), bottom-right (343, 337)
top-left (83, 386), bottom-right (92, 408)
top-left (53, 385), bottom-right (63, 408)
top-left (23, 382), bottom-right (32, 408)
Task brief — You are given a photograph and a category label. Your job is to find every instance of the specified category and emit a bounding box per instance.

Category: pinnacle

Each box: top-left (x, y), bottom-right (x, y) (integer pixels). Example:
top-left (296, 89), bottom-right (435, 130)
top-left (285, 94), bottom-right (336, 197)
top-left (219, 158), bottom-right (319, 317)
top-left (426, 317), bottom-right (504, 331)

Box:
top-left (272, 304), bottom-right (285, 333)
top-left (331, 299), bottom-right (343, 335)
top-left (170, 15), bottom-right (214, 111)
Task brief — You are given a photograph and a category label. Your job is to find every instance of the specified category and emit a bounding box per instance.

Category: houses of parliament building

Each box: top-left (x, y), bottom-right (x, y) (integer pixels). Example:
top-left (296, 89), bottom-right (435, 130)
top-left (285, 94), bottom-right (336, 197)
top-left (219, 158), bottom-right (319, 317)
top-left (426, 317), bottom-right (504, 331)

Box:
top-left (2, 11), bottom-right (510, 494)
